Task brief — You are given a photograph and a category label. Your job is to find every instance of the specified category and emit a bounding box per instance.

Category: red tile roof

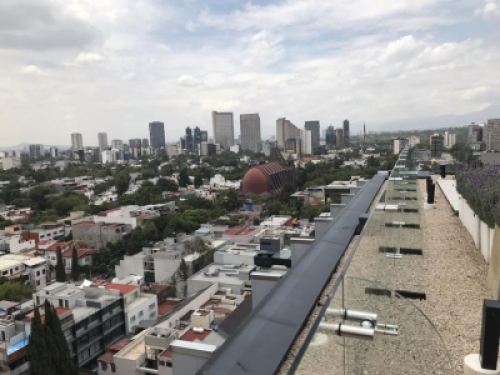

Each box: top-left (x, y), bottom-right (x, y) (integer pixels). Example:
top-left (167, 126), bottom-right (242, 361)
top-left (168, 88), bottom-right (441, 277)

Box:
top-left (62, 248), bottom-right (96, 259)
top-left (74, 221), bottom-right (96, 227)
top-left (160, 349), bottom-right (171, 359)
top-left (179, 328), bottom-right (212, 343)
top-left (223, 226), bottom-right (255, 236)
top-left (27, 307), bottom-right (71, 323)
top-left (108, 338), bottom-right (132, 353)
top-left (46, 242), bottom-right (67, 252)
top-left (104, 283), bottom-right (138, 295)
top-left (158, 300), bottom-right (180, 316)
top-left (97, 208), bottom-right (120, 217)
top-left (97, 352), bottom-right (115, 364)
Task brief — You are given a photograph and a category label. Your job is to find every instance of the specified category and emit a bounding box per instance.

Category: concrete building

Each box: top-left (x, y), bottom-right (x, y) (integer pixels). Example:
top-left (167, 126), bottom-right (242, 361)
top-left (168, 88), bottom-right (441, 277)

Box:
top-left (104, 283), bottom-right (158, 334)
top-left (335, 128), bottom-right (344, 148)
top-left (28, 144), bottom-right (44, 159)
top-left (468, 123), bottom-right (483, 143)
top-left (101, 150), bottom-right (117, 164)
top-left (276, 118), bottom-right (300, 150)
top-left (484, 119), bottom-right (500, 151)
top-left (93, 205), bottom-right (164, 229)
top-left (34, 283), bottom-right (126, 370)
top-left (71, 133), bottom-right (84, 151)
top-left (443, 132), bottom-right (456, 149)
top-left (391, 138), bottom-right (403, 154)
top-left (304, 121), bottom-right (320, 153)
top-left (0, 157), bottom-right (21, 170)
top-left (111, 139), bottom-right (123, 151)
top-left (300, 129), bottom-right (313, 155)
top-left (50, 146), bottom-right (59, 158)
top-left (240, 114), bottom-right (261, 152)
top-left (187, 264), bottom-right (254, 296)
top-left (212, 112), bottom-right (234, 150)
top-left (71, 221), bottom-right (131, 249)
top-left (0, 254), bottom-right (46, 290)
top-left (430, 133), bottom-right (444, 158)
top-left (62, 248), bottom-right (95, 272)
top-left (149, 121), bottom-right (166, 155)
top-left (98, 133), bottom-right (109, 154)
top-left (343, 119), bottom-right (350, 147)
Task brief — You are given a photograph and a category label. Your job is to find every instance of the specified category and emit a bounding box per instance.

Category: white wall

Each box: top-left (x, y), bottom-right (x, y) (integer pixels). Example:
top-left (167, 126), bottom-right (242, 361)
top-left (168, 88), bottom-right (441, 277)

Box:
top-left (9, 236), bottom-right (36, 253)
top-left (154, 257), bottom-right (181, 284)
top-left (116, 254), bottom-right (145, 279)
top-left (126, 294), bottom-right (158, 334)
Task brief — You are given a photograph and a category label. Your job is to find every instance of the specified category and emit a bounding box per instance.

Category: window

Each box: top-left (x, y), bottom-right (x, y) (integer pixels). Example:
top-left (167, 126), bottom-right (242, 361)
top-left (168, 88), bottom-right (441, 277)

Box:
top-left (130, 316), bottom-right (136, 323)
top-left (149, 303), bottom-right (155, 311)
top-left (100, 362), bottom-right (108, 371)
top-left (37, 280), bottom-right (40, 286)
top-left (36, 297), bottom-right (40, 305)
top-left (65, 300), bottom-right (69, 308)
top-left (15, 267), bottom-right (19, 271)
top-left (111, 363), bottom-right (116, 373)
top-left (2, 271), bottom-right (8, 276)
top-left (42, 269), bottom-right (46, 274)
top-left (36, 271), bottom-right (40, 276)
top-left (139, 311), bottom-right (144, 318)
top-left (149, 312), bottom-right (155, 319)
top-left (59, 299), bottom-right (63, 307)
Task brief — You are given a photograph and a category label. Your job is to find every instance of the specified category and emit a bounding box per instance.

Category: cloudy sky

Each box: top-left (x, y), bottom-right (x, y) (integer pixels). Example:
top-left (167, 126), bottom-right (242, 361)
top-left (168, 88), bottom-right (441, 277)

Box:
top-left (1, 0), bottom-right (500, 147)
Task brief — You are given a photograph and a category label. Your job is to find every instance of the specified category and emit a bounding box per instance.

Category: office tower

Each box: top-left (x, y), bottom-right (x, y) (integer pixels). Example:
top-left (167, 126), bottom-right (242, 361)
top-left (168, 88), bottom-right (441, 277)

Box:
top-left (71, 133), bottom-right (83, 151)
top-left (484, 119), bottom-right (500, 151)
top-left (142, 138), bottom-right (149, 148)
top-left (305, 121), bottom-right (320, 153)
top-left (185, 127), bottom-right (193, 152)
top-left (335, 128), bottom-right (344, 148)
top-left (468, 123), bottom-right (483, 143)
top-left (98, 132), bottom-right (108, 153)
top-left (276, 118), bottom-right (300, 149)
top-left (240, 114), bottom-right (261, 152)
top-left (430, 134), bottom-right (444, 158)
top-left (212, 111), bottom-right (235, 149)
top-left (149, 121), bottom-right (166, 154)
top-left (301, 129), bottom-right (313, 155)
top-left (443, 132), bottom-right (456, 149)
top-left (325, 126), bottom-right (336, 146)
top-left (343, 120), bottom-right (350, 147)
top-left (50, 147), bottom-right (58, 158)
top-left (111, 139), bottom-right (123, 151)
top-left (28, 144), bottom-right (44, 159)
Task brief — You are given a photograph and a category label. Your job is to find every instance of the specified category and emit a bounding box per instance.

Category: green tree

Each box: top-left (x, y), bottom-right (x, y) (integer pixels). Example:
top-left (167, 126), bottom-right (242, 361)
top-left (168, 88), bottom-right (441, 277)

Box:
top-left (55, 248), bottom-right (66, 282)
top-left (178, 168), bottom-right (190, 188)
top-left (43, 300), bottom-right (78, 375)
top-left (142, 221), bottom-right (160, 241)
top-left (157, 177), bottom-right (178, 192)
top-left (194, 176), bottom-right (203, 188)
top-left (28, 307), bottom-right (56, 375)
top-left (29, 185), bottom-right (55, 210)
top-left (114, 171), bottom-right (131, 196)
top-left (70, 247), bottom-right (80, 281)
top-left (0, 282), bottom-right (33, 301)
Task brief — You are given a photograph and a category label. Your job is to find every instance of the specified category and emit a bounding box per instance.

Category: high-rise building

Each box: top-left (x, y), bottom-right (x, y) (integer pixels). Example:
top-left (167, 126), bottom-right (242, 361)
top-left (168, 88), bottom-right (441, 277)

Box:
top-left (276, 118), bottom-right (300, 149)
top-left (185, 127), bottom-right (193, 152)
top-left (71, 133), bottom-right (83, 151)
top-left (484, 119), bottom-right (500, 151)
top-left (430, 134), bottom-right (444, 158)
top-left (325, 126), bottom-right (336, 146)
top-left (305, 121), bottom-right (320, 153)
top-left (468, 123), bottom-right (483, 143)
top-left (301, 129), bottom-right (313, 155)
top-left (212, 111), bottom-right (235, 149)
top-left (98, 132), bottom-right (108, 153)
top-left (50, 146), bottom-right (58, 158)
top-left (343, 120), bottom-right (350, 147)
top-left (29, 144), bottom-right (44, 159)
top-left (111, 139), bottom-right (123, 151)
top-left (240, 114), bottom-right (261, 152)
top-left (443, 132), bottom-right (456, 149)
top-left (149, 121), bottom-right (166, 154)
top-left (335, 128), bottom-right (344, 148)
top-left (142, 138), bottom-right (150, 148)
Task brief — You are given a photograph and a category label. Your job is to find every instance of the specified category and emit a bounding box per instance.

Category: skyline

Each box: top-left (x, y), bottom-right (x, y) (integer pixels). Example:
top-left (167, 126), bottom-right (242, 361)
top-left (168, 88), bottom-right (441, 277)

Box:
top-left (1, 0), bottom-right (500, 147)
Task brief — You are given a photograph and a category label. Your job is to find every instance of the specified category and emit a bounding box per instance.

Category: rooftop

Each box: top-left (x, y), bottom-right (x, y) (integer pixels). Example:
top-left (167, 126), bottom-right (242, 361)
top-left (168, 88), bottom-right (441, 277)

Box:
top-left (62, 248), bottom-right (96, 259)
top-left (104, 283), bottom-right (139, 295)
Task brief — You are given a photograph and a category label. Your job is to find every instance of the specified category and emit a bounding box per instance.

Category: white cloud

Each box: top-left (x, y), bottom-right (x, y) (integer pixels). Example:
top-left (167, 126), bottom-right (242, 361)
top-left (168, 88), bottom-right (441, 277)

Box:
top-left (177, 74), bottom-right (203, 87)
top-left (75, 52), bottom-right (103, 64)
top-left (476, 0), bottom-right (500, 16)
top-left (20, 65), bottom-right (45, 75)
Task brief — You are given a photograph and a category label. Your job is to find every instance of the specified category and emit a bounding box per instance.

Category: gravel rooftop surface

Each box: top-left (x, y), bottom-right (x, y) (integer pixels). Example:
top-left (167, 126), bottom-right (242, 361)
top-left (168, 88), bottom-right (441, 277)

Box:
top-left (279, 176), bottom-right (490, 375)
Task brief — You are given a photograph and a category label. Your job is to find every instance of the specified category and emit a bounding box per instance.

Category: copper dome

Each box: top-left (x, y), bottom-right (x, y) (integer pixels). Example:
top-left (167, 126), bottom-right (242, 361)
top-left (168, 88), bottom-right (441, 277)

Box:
top-left (242, 163), bottom-right (290, 195)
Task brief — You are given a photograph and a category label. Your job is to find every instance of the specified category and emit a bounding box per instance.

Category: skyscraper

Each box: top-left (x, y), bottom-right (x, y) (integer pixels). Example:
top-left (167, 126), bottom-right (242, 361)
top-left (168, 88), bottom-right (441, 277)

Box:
top-left (300, 129), bottom-right (313, 155)
top-left (71, 133), bottom-right (83, 151)
top-left (185, 127), bottom-right (193, 152)
top-left (212, 111), bottom-right (235, 149)
top-left (343, 120), bottom-right (350, 147)
top-left (484, 119), bottom-right (500, 151)
top-left (325, 126), bottom-right (336, 146)
top-left (276, 118), bottom-right (300, 149)
top-left (305, 121), bottom-right (320, 153)
top-left (111, 140), bottom-right (123, 151)
top-left (240, 114), bottom-right (261, 152)
top-left (98, 133), bottom-right (108, 154)
top-left (149, 121), bottom-right (166, 154)
top-left (335, 128), bottom-right (344, 148)
top-left (142, 138), bottom-right (150, 148)
top-left (29, 144), bottom-right (44, 159)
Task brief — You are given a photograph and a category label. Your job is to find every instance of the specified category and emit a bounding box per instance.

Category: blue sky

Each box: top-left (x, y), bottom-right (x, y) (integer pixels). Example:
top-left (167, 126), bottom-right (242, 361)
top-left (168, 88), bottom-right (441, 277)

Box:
top-left (1, 0), bottom-right (500, 146)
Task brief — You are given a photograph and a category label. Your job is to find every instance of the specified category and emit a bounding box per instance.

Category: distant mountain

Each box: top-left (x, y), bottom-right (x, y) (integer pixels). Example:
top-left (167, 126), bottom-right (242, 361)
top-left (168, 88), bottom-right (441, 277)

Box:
top-left (372, 104), bottom-right (500, 132)
top-left (0, 143), bottom-right (71, 151)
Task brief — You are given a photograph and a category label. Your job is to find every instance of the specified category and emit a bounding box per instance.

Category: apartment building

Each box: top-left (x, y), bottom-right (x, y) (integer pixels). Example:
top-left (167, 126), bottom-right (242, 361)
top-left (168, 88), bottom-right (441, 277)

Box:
top-left (71, 221), bottom-right (130, 249)
top-left (103, 284), bottom-right (158, 335)
top-left (34, 283), bottom-right (126, 371)
top-left (93, 205), bottom-right (163, 229)
top-left (0, 254), bottom-right (46, 290)
top-left (62, 248), bottom-right (96, 272)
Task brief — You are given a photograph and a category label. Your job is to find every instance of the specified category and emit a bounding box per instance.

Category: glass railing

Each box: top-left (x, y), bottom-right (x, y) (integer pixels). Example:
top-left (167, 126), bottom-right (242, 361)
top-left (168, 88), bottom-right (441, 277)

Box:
top-left (288, 145), bottom-right (453, 375)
